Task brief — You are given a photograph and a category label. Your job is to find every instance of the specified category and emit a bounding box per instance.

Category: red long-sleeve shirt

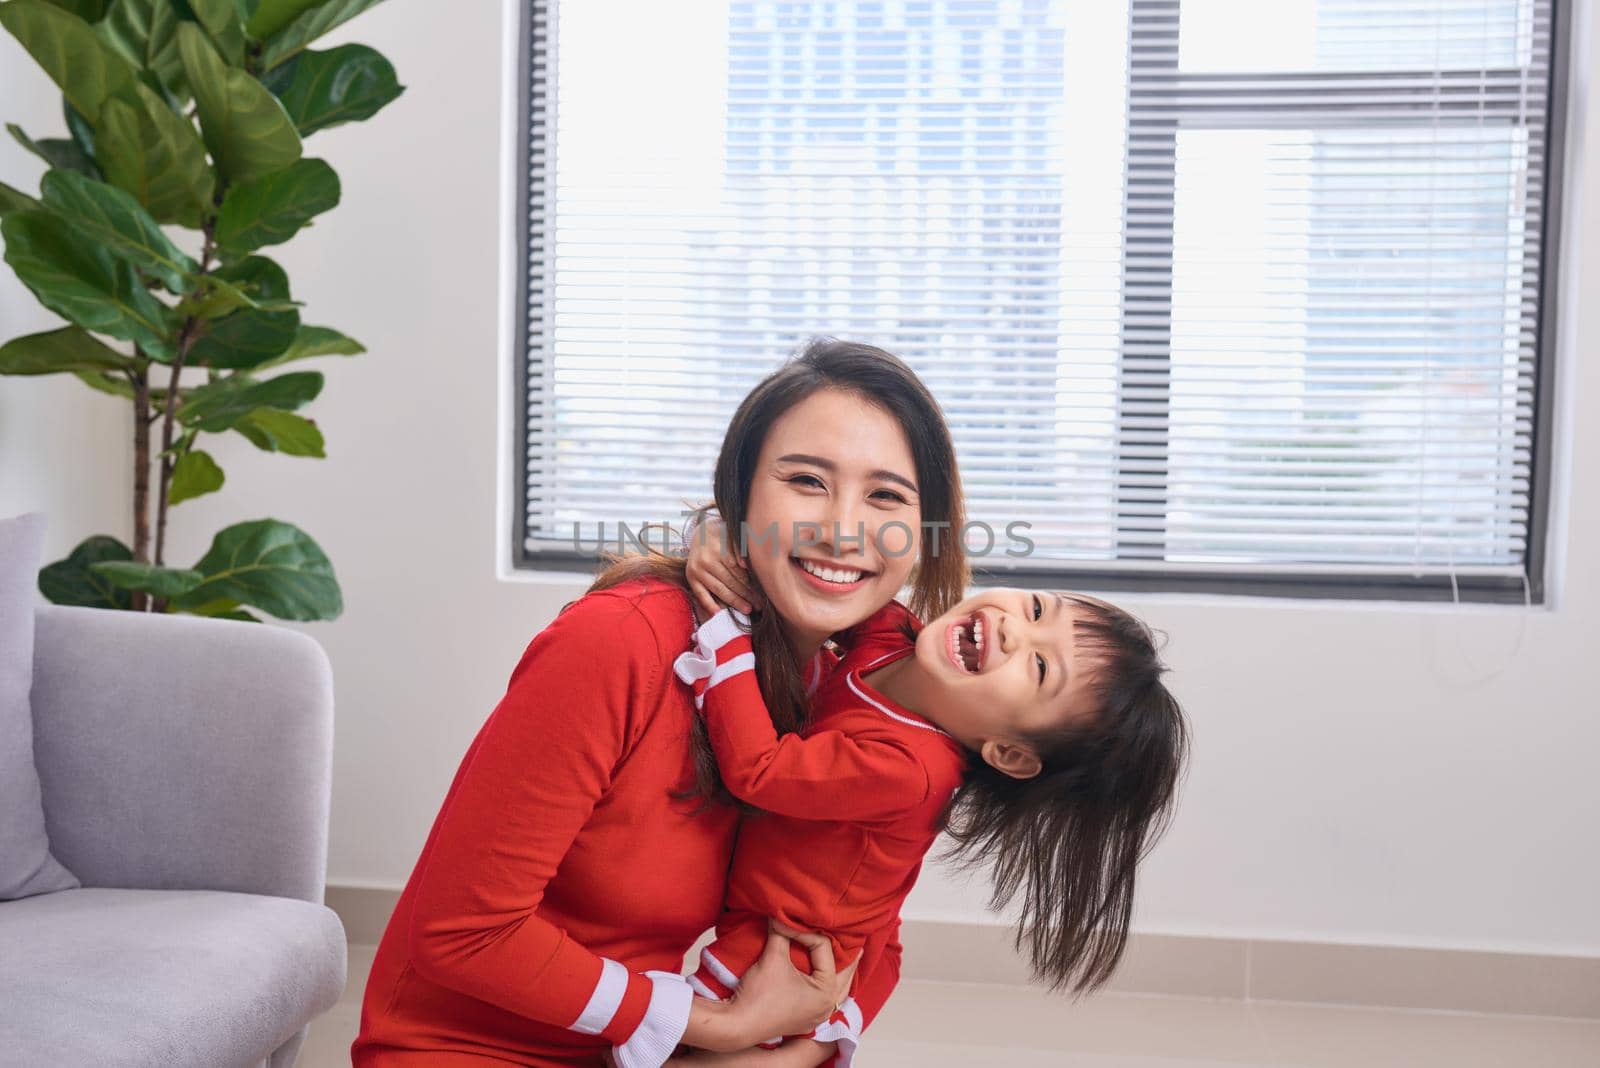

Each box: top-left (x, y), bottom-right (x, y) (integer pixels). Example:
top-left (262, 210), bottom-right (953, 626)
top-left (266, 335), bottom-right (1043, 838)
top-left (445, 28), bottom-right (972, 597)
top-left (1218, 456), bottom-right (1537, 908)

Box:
top-left (352, 577), bottom-right (901, 1066)
top-left (674, 600), bottom-right (969, 1063)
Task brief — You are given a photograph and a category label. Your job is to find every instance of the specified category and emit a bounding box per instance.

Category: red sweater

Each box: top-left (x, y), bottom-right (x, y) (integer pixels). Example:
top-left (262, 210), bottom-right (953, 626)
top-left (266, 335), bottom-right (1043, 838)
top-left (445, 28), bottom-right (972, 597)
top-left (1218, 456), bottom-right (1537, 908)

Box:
top-left (674, 601), bottom-right (969, 1062)
top-left (352, 578), bottom-right (901, 1066)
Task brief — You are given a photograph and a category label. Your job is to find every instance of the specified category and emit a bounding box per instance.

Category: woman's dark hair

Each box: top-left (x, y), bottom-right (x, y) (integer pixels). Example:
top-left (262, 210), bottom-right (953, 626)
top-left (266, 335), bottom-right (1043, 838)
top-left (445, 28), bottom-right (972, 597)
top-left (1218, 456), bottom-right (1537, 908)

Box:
top-left (940, 594), bottom-right (1189, 996)
top-left (588, 335), bottom-right (970, 799)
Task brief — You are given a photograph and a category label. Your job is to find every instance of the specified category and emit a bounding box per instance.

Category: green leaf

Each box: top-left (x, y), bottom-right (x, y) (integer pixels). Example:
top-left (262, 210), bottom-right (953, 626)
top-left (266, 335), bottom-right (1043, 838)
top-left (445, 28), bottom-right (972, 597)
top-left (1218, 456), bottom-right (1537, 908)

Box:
top-left (63, 99), bottom-right (101, 166)
top-left (73, 367), bottom-right (134, 396)
top-left (7, 122), bottom-right (100, 177)
top-left (243, 0), bottom-right (318, 39)
top-left (186, 254), bottom-right (299, 367)
top-left (38, 534), bottom-right (134, 608)
top-left (215, 156), bottom-right (338, 253)
top-left (251, 322), bottom-right (362, 370)
top-left (89, 559), bottom-right (204, 596)
top-left (0, 0), bottom-right (138, 122)
top-left (38, 0), bottom-right (107, 20)
top-left (40, 168), bottom-right (200, 291)
top-left (0, 325), bottom-right (132, 374)
top-left (0, 179), bottom-right (40, 216)
top-left (94, 82), bottom-right (215, 226)
top-left (256, 0), bottom-right (385, 70)
top-left (158, 427), bottom-right (195, 457)
top-left (234, 406), bottom-right (322, 455)
top-left (168, 448), bottom-right (224, 503)
top-left (169, 517), bottom-right (341, 620)
top-left (97, 0), bottom-right (188, 100)
top-left (177, 21), bottom-right (301, 183)
top-left (175, 368), bottom-right (321, 430)
top-left (172, 272), bottom-right (252, 318)
top-left (182, 598), bottom-right (261, 620)
top-left (1, 209), bottom-right (176, 357)
top-left (258, 43), bottom-right (402, 136)
top-left (186, 0), bottom-right (243, 64)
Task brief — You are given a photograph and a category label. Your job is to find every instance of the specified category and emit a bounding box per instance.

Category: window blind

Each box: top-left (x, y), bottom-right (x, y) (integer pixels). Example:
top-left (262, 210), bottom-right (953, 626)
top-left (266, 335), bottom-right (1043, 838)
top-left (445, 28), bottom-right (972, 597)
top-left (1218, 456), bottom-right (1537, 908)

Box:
top-left (514, 0), bottom-right (1563, 601)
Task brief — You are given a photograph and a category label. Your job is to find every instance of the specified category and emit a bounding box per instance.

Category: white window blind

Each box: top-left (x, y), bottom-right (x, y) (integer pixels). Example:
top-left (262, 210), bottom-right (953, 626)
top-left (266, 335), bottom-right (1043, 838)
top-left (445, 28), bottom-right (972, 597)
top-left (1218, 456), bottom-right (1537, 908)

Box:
top-left (515, 0), bottom-right (1562, 601)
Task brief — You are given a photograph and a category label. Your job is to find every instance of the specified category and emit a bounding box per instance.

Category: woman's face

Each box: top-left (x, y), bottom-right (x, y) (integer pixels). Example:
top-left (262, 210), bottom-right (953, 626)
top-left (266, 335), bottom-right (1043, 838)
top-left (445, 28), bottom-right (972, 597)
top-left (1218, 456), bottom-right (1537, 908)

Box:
top-left (741, 388), bottom-right (922, 657)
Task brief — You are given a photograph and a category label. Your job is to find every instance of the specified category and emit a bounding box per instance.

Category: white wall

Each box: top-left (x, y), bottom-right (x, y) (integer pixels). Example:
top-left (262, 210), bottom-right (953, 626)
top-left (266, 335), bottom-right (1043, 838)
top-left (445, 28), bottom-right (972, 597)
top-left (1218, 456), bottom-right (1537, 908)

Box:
top-left (3, 2), bottom-right (1595, 957)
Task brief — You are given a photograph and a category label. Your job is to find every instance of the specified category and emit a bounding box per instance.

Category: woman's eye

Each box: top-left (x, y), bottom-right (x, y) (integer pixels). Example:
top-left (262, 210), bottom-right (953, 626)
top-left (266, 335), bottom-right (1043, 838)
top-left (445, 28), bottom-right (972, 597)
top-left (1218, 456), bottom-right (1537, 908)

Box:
top-left (1035, 653), bottom-right (1046, 685)
top-left (871, 489), bottom-right (908, 504)
top-left (1032, 594), bottom-right (1043, 621)
top-left (789, 474), bottom-right (825, 489)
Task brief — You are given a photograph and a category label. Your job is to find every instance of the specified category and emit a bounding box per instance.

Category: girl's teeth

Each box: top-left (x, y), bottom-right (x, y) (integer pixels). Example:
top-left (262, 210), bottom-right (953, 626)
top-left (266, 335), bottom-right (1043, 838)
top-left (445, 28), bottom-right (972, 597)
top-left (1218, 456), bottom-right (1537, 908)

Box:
top-left (800, 559), bottom-right (863, 584)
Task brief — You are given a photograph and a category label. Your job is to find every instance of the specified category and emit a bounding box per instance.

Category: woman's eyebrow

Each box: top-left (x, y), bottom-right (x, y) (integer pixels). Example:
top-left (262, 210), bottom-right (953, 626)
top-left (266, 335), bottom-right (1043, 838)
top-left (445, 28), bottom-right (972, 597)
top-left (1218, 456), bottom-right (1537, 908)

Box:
top-left (775, 453), bottom-right (918, 493)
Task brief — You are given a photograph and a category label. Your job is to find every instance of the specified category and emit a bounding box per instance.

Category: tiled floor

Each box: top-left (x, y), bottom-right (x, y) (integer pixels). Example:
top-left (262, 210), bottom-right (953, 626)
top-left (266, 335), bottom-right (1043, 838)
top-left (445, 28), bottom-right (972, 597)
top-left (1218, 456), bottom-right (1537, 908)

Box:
top-left (304, 944), bottom-right (1600, 1066)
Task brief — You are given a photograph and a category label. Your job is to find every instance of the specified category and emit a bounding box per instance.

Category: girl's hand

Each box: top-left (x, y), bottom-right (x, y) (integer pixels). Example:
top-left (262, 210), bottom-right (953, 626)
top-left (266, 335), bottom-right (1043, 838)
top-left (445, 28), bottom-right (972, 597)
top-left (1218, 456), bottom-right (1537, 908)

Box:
top-left (685, 514), bottom-right (759, 618)
top-left (725, 921), bottom-right (860, 1042)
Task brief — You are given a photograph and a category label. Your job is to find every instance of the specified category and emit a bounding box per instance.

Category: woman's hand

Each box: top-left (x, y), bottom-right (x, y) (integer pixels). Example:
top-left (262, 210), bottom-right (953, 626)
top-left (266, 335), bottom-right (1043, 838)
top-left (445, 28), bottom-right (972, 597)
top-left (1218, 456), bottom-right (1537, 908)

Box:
top-left (685, 514), bottom-right (759, 619)
top-left (727, 921), bottom-right (859, 1043)
top-left (663, 1039), bottom-right (839, 1067)
top-left (680, 922), bottom-right (857, 1053)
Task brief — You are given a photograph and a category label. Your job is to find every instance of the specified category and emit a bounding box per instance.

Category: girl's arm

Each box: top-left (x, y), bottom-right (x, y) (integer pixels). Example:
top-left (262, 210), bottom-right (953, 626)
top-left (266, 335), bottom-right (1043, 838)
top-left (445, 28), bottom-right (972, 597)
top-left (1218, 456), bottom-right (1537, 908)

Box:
top-left (674, 608), bottom-right (932, 821)
top-left (405, 594), bottom-right (832, 1066)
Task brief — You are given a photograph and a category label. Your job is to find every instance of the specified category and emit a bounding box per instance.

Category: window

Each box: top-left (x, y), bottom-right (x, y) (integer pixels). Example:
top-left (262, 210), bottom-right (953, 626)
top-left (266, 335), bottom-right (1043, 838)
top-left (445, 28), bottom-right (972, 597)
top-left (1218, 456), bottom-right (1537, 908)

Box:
top-left (511, 0), bottom-right (1568, 603)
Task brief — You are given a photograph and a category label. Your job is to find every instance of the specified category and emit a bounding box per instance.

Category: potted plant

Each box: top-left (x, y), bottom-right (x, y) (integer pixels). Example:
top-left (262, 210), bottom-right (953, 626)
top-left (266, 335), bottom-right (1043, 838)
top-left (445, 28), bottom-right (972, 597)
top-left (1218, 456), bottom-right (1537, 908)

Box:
top-left (0, 0), bottom-right (403, 621)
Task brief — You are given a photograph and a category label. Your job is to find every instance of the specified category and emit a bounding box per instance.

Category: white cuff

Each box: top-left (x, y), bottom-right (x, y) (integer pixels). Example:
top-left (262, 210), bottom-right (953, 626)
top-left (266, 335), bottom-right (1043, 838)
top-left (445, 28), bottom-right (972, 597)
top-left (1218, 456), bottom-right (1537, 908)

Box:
top-left (811, 997), bottom-right (864, 1068)
top-left (673, 607), bottom-right (752, 687)
top-left (699, 606), bottom-right (752, 649)
top-left (611, 970), bottom-right (694, 1068)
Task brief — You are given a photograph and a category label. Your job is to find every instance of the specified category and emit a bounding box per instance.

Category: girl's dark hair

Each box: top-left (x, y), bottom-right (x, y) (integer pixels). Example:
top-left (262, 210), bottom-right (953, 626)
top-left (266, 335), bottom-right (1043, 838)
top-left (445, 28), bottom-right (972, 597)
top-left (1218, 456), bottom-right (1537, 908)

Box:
top-left (588, 335), bottom-right (970, 799)
top-left (941, 594), bottom-right (1190, 996)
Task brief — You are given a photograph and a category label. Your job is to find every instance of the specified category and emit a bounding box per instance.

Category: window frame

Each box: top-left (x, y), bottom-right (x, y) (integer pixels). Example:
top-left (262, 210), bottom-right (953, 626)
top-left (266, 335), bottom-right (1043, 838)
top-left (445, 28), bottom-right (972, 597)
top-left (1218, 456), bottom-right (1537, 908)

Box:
top-left (509, 0), bottom-right (1572, 604)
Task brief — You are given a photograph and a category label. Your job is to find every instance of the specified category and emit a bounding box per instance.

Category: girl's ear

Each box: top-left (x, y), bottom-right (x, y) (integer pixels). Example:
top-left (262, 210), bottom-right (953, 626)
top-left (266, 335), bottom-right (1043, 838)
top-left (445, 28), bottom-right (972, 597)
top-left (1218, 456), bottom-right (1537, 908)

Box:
top-left (979, 739), bottom-right (1042, 781)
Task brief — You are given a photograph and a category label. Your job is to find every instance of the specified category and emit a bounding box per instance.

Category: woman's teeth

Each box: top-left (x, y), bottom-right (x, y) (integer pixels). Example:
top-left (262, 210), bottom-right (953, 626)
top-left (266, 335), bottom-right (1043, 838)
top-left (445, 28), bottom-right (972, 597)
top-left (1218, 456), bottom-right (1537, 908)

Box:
top-left (798, 559), bottom-right (865, 585)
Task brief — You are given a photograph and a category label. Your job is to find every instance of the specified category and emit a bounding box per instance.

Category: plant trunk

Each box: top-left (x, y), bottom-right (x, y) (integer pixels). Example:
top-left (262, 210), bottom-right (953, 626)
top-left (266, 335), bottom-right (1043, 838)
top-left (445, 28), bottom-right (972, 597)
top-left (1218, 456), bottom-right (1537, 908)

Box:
top-left (131, 364), bottom-right (151, 612)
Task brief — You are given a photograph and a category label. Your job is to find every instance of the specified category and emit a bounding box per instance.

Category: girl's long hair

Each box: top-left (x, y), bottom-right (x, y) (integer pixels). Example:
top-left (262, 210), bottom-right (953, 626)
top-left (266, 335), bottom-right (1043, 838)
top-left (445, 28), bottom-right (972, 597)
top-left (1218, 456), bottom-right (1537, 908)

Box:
top-left (589, 335), bottom-right (970, 800)
top-left (941, 594), bottom-right (1190, 996)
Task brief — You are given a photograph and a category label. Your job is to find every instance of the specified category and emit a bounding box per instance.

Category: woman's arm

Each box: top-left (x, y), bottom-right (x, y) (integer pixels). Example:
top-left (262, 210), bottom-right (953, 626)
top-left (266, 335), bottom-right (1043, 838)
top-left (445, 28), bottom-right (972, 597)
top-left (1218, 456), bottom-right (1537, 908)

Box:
top-left (405, 594), bottom-right (822, 1066)
top-left (674, 609), bottom-right (931, 821)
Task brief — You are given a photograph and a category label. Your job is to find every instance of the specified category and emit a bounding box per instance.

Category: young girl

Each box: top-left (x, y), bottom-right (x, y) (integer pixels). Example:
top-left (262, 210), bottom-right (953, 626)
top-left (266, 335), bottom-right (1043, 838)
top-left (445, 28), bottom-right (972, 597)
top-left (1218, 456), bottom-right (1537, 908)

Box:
top-left (670, 545), bottom-right (1189, 1065)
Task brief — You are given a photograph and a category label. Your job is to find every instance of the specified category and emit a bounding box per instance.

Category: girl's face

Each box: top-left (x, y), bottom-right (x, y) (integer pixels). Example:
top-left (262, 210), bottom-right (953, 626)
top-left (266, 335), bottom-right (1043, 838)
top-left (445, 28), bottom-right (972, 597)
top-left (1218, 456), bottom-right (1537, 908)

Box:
top-left (899, 588), bottom-right (1107, 777)
top-left (742, 388), bottom-right (922, 658)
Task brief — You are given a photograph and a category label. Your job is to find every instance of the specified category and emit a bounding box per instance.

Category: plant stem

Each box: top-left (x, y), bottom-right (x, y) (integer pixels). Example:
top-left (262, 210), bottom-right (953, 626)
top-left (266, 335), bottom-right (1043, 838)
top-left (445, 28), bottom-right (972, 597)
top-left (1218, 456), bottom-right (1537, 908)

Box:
top-left (131, 355), bottom-right (151, 612)
top-left (153, 223), bottom-right (217, 573)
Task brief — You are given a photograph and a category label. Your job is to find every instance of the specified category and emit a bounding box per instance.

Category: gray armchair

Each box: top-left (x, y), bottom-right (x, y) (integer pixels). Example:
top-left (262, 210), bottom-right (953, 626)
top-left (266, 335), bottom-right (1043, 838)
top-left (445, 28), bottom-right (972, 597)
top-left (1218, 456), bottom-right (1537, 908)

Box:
top-left (0, 603), bottom-right (347, 1067)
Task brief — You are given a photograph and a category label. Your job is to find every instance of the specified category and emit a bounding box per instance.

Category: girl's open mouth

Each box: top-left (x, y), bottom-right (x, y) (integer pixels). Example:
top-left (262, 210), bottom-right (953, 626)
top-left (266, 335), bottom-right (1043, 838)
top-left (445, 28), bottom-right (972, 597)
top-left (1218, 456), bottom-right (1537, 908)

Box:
top-left (946, 610), bottom-right (985, 674)
top-left (792, 556), bottom-right (874, 593)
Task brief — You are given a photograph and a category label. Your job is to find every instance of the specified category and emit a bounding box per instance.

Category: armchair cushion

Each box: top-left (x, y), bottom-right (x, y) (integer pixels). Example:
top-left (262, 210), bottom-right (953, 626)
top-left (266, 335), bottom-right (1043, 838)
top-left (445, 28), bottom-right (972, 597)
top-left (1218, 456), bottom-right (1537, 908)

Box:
top-left (0, 886), bottom-right (346, 1067)
top-left (0, 511), bottom-right (78, 900)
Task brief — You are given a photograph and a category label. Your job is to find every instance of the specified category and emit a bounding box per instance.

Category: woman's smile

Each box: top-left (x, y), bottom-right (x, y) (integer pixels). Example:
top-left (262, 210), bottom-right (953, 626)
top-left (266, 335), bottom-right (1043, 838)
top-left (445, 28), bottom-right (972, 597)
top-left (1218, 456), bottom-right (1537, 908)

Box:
top-left (792, 554), bottom-right (876, 593)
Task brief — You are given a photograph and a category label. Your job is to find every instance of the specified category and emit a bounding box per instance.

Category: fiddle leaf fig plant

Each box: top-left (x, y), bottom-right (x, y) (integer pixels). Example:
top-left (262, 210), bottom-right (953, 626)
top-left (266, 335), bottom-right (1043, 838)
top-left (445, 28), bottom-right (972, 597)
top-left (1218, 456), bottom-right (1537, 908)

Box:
top-left (0, 0), bottom-right (403, 622)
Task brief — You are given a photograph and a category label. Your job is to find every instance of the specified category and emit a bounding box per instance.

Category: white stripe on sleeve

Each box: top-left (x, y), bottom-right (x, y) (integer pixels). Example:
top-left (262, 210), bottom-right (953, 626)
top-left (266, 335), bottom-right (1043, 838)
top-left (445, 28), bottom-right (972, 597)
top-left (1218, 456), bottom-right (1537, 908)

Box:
top-left (706, 651), bottom-right (756, 691)
top-left (571, 957), bottom-right (628, 1035)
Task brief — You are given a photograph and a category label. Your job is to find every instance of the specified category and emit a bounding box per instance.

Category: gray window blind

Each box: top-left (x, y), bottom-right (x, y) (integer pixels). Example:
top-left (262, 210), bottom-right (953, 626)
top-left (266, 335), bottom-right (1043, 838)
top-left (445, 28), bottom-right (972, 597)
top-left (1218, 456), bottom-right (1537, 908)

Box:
top-left (514, 0), bottom-right (1564, 602)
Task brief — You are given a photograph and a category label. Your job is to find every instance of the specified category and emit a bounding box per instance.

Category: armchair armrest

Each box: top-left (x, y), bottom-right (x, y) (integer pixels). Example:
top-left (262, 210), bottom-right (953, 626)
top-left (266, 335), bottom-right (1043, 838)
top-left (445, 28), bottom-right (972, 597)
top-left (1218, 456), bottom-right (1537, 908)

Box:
top-left (29, 604), bottom-right (335, 905)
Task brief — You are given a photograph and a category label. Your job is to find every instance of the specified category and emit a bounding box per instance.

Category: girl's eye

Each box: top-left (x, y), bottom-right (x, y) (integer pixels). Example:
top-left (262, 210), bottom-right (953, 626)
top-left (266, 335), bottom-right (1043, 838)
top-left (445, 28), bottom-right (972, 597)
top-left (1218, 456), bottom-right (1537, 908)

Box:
top-left (871, 489), bottom-right (908, 504)
top-left (1036, 653), bottom-right (1046, 686)
top-left (789, 474), bottom-right (824, 489)
top-left (1032, 594), bottom-right (1043, 621)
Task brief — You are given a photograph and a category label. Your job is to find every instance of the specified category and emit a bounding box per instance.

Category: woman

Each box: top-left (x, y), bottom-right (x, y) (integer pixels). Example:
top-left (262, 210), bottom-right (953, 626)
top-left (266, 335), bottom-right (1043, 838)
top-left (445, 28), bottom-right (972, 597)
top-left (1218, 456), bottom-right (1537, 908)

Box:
top-left (353, 338), bottom-right (969, 1066)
